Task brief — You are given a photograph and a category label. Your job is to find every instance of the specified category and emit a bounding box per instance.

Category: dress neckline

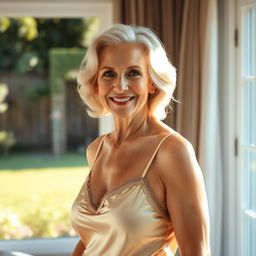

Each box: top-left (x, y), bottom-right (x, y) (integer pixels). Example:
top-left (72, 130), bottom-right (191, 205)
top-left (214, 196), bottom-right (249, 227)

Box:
top-left (85, 169), bottom-right (169, 217)
top-left (86, 132), bottom-right (174, 214)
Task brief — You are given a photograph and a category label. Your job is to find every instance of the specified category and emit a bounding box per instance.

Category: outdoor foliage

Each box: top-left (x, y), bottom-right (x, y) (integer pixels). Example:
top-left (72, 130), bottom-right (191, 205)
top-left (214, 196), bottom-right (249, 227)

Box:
top-left (0, 153), bottom-right (88, 239)
top-left (49, 48), bottom-right (85, 92)
top-left (0, 202), bottom-right (75, 239)
top-left (0, 17), bottom-right (99, 74)
top-left (0, 83), bottom-right (16, 154)
top-left (0, 83), bottom-right (8, 113)
top-left (0, 17), bottom-right (97, 238)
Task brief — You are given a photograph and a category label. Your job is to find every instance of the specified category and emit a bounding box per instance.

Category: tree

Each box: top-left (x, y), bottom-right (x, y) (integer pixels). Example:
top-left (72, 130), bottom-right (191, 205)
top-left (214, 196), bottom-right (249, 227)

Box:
top-left (0, 17), bottom-right (99, 74)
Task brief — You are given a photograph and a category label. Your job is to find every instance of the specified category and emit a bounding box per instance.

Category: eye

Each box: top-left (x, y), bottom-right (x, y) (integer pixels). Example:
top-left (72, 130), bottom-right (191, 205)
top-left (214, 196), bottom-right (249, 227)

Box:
top-left (128, 69), bottom-right (141, 77)
top-left (102, 70), bottom-right (116, 78)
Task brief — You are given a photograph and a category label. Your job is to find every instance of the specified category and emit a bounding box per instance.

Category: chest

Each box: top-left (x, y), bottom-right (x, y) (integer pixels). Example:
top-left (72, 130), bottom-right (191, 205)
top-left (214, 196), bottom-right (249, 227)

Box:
top-left (92, 139), bottom-right (155, 186)
top-left (89, 138), bottom-right (168, 212)
top-left (71, 179), bottom-right (172, 255)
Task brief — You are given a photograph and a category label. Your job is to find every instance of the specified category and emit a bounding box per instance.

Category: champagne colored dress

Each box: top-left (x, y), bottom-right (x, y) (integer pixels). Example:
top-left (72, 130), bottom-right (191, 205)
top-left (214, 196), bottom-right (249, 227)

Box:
top-left (71, 133), bottom-right (178, 256)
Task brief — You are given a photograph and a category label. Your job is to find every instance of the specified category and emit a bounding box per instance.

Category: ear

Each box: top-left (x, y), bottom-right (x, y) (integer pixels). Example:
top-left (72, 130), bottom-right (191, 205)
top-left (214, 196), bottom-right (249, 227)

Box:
top-left (148, 83), bottom-right (156, 94)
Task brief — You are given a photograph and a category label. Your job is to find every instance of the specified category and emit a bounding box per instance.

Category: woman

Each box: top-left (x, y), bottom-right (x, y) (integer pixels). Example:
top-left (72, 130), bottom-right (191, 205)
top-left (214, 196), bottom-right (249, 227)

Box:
top-left (71, 24), bottom-right (211, 256)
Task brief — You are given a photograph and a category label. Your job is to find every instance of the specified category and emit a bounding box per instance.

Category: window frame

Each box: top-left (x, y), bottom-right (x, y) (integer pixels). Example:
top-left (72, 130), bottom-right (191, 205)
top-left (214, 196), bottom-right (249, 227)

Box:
top-left (218, 0), bottom-right (256, 255)
top-left (237, 1), bottom-right (256, 256)
top-left (218, 0), bottom-right (238, 255)
top-left (0, 0), bottom-right (113, 255)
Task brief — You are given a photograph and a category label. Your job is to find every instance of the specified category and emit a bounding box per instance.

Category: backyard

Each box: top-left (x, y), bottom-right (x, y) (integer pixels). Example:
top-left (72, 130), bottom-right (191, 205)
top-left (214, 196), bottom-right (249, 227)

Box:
top-left (0, 153), bottom-right (89, 239)
top-left (0, 17), bottom-right (97, 240)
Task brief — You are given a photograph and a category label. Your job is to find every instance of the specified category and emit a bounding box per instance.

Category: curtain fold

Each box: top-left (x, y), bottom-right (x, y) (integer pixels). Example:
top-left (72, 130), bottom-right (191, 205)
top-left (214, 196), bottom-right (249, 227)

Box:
top-left (114, 0), bottom-right (222, 255)
top-left (198, 1), bottom-right (223, 256)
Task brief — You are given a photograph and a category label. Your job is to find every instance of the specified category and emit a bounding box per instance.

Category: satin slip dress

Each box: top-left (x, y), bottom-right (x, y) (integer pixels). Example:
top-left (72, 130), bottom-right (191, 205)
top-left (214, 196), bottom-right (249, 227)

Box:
top-left (71, 133), bottom-right (178, 256)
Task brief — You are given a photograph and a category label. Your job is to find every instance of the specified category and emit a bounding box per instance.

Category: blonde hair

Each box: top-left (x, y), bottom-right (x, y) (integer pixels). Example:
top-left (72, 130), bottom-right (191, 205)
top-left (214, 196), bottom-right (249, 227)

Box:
top-left (77, 24), bottom-right (177, 120)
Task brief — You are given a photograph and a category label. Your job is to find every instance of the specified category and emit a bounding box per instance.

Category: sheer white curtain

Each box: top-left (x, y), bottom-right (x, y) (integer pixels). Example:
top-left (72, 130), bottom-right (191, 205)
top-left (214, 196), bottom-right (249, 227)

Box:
top-left (198, 0), bottom-right (223, 255)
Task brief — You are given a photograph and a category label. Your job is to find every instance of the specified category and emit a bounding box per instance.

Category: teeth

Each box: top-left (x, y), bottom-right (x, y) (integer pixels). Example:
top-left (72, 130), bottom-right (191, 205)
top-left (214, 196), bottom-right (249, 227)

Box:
top-left (112, 97), bottom-right (132, 102)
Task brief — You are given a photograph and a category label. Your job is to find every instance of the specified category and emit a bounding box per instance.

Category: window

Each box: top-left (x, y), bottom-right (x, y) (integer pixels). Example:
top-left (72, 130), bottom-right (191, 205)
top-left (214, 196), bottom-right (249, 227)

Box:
top-left (0, 1), bottom-right (113, 255)
top-left (239, 2), bottom-right (256, 256)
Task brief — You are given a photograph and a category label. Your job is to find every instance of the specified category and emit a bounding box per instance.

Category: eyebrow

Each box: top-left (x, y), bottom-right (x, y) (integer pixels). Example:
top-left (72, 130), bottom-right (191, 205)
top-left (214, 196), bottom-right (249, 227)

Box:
top-left (99, 65), bottom-right (142, 70)
top-left (100, 66), bottom-right (114, 70)
top-left (128, 65), bottom-right (142, 69)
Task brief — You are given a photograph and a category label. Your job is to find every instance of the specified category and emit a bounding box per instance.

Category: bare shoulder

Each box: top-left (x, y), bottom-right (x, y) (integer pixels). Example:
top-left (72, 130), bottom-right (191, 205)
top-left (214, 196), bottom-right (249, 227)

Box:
top-left (158, 132), bottom-right (210, 255)
top-left (161, 131), bottom-right (194, 157)
top-left (167, 132), bottom-right (195, 157)
top-left (159, 132), bottom-right (204, 189)
top-left (86, 134), bottom-right (106, 169)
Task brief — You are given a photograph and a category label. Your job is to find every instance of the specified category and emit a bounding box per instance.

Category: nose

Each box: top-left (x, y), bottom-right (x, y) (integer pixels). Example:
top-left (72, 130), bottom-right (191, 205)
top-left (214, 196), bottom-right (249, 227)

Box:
top-left (114, 75), bottom-right (128, 93)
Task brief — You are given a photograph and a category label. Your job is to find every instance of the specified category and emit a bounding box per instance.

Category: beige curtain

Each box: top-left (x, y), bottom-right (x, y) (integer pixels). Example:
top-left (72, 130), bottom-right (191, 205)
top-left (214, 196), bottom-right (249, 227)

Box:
top-left (114, 0), bottom-right (209, 158)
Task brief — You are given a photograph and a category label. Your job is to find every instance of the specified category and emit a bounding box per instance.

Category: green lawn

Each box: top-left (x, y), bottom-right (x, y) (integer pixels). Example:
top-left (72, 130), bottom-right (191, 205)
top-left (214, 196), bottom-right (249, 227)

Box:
top-left (0, 152), bottom-right (88, 169)
top-left (0, 153), bottom-right (89, 239)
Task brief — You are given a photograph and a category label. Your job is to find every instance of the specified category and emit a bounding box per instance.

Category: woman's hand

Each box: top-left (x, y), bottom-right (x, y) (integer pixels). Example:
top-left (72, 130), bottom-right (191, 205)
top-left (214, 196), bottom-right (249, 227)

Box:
top-left (72, 239), bottom-right (85, 256)
top-left (160, 135), bottom-right (211, 256)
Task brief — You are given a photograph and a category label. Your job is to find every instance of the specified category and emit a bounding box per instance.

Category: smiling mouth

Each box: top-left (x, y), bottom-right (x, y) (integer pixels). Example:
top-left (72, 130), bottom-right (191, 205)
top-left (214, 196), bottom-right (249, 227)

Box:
top-left (109, 96), bottom-right (135, 104)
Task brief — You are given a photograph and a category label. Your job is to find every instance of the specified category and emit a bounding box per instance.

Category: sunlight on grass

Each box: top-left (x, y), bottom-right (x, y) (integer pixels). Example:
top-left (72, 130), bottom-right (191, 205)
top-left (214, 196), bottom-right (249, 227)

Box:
top-left (0, 152), bottom-right (88, 169)
top-left (0, 153), bottom-right (89, 239)
top-left (0, 167), bottom-right (89, 212)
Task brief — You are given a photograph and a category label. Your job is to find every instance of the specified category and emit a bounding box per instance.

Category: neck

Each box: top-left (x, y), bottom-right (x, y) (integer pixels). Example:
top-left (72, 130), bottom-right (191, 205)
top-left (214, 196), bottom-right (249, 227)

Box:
top-left (111, 109), bottom-right (151, 144)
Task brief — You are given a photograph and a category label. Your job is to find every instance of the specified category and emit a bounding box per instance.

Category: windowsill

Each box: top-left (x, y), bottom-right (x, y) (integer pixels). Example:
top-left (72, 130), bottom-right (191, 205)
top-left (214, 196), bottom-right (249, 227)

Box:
top-left (0, 236), bottom-right (80, 256)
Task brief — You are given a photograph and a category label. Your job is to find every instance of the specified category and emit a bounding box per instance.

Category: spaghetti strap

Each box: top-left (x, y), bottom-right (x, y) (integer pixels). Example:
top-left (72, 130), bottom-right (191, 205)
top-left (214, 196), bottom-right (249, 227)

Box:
top-left (91, 134), bottom-right (108, 170)
top-left (141, 133), bottom-right (174, 178)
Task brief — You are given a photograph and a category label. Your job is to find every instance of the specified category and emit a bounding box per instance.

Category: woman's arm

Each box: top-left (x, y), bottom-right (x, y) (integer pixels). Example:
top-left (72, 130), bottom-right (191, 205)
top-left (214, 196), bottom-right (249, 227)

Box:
top-left (160, 135), bottom-right (211, 256)
top-left (72, 239), bottom-right (85, 256)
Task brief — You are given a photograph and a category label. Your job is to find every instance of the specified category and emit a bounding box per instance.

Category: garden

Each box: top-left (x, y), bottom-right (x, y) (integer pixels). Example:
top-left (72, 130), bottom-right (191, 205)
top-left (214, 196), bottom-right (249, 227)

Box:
top-left (0, 17), bottom-right (98, 240)
top-left (0, 153), bottom-right (89, 239)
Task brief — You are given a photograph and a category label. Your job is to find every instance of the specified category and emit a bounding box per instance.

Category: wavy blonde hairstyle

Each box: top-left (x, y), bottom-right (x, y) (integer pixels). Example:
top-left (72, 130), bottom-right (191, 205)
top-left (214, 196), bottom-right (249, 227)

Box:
top-left (77, 24), bottom-right (177, 120)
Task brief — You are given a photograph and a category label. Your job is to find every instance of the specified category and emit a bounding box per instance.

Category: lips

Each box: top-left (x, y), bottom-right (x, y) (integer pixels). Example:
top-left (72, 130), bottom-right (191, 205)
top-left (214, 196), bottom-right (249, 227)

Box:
top-left (109, 96), bottom-right (135, 104)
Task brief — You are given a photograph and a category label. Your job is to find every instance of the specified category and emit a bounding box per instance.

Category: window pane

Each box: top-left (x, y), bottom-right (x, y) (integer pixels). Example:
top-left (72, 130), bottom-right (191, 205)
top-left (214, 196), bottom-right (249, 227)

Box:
top-left (0, 17), bottom-right (99, 240)
top-left (243, 213), bottom-right (256, 256)
top-left (242, 6), bottom-right (256, 256)
top-left (244, 8), bottom-right (256, 76)
top-left (243, 150), bottom-right (256, 211)
top-left (243, 80), bottom-right (256, 146)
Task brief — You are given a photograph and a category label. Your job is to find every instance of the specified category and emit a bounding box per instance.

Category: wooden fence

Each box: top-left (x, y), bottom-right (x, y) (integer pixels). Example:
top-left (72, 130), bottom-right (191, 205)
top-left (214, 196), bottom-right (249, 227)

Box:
top-left (0, 73), bottom-right (98, 151)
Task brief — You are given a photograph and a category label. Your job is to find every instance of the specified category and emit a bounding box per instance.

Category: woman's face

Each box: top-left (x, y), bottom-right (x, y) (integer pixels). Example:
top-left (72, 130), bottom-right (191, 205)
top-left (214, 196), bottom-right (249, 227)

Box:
top-left (96, 43), bottom-right (153, 119)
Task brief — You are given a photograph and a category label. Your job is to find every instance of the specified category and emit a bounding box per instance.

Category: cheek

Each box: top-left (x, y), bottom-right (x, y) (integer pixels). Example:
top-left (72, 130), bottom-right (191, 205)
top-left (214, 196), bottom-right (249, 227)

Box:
top-left (130, 79), bottom-right (149, 95)
top-left (97, 83), bottom-right (109, 107)
top-left (97, 80), bottom-right (111, 96)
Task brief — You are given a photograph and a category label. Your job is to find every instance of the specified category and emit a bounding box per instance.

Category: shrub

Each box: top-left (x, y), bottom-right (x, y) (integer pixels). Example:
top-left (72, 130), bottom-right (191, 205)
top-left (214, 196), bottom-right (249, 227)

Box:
top-left (0, 198), bottom-right (76, 239)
